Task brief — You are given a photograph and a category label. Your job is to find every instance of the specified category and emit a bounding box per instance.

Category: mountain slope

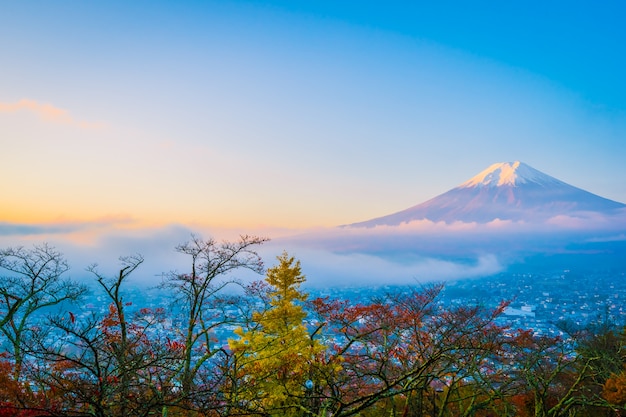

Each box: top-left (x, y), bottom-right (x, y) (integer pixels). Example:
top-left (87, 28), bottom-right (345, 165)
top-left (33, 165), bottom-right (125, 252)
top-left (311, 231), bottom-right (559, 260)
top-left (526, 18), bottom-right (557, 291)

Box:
top-left (348, 161), bottom-right (625, 227)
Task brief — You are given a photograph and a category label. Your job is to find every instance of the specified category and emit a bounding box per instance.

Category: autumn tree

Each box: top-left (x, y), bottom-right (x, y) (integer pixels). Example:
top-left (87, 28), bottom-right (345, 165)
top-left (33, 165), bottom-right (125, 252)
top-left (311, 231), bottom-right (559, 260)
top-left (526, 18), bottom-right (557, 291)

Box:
top-left (0, 244), bottom-right (86, 382)
top-left (161, 234), bottom-right (268, 410)
top-left (506, 331), bottom-right (601, 417)
top-left (562, 323), bottom-right (626, 414)
top-left (0, 351), bottom-right (42, 417)
top-left (228, 252), bottom-right (326, 416)
top-left (424, 301), bottom-right (516, 417)
top-left (306, 285), bottom-right (515, 417)
top-left (29, 255), bottom-right (178, 417)
top-left (572, 322), bottom-right (624, 382)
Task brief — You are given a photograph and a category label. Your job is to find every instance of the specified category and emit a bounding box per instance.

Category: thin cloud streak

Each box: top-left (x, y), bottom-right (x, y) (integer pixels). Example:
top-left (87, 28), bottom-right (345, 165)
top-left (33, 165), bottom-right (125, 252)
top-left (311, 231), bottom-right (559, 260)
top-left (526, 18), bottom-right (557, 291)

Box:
top-left (0, 98), bottom-right (105, 129)
top-left (0, 222), bottom-right (79, 236)
top-left (0, 216), bottom-right (139, 248)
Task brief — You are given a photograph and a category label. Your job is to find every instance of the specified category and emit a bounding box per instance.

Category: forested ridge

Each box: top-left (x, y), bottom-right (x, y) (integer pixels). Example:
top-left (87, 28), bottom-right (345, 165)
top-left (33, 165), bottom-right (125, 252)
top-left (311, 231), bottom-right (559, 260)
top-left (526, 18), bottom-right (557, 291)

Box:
top-left (1, 236), bottom-right (626, 417)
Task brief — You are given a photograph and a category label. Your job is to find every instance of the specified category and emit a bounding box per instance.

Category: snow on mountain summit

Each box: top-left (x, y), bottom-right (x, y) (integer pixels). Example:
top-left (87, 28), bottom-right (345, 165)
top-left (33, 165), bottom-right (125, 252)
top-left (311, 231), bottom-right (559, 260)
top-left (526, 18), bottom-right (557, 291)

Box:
top-left (459, 161), bottom-right (563, 188)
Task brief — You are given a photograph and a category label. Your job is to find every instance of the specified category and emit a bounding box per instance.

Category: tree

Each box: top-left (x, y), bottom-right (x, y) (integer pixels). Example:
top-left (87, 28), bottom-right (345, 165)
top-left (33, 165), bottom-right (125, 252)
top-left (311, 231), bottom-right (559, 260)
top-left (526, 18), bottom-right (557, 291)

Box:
top-left (423, 301), bottom-right (515, 417)
top-left (0, 244), bottom-right (86, 381)
top-left (567, 322), bottom-right (626, 415)
top-left (29, 254), bottom-right (177, 417)
top-left (228, 252), bottom-right (326, 416)
top-left (161, 234), bottom-right (268, 409)
top-left (508, 331), bottom-right (599, 417)
top-left (307, 285), bottom-right (513, 417)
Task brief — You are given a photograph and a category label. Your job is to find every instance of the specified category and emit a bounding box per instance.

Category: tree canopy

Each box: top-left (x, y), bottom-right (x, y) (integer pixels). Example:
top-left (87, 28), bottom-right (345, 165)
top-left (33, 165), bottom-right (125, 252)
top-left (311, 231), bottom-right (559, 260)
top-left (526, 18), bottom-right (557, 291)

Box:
top-left (1, 241), bottom-right (625, 417)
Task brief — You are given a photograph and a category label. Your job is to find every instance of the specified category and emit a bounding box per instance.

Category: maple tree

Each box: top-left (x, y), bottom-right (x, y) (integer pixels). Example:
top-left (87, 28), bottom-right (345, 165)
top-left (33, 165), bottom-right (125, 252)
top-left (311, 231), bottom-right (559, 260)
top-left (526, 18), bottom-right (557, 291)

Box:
top-left (307, 285), bottom-right (516, 417)
top-left (0, 353), bottom-right (42, 417)
top-left (29, 255), bottom-right (179, 417)
top-left (505, 330), bottom-right (600, 417)
top-left (426, 303), bottom-right (517, 417)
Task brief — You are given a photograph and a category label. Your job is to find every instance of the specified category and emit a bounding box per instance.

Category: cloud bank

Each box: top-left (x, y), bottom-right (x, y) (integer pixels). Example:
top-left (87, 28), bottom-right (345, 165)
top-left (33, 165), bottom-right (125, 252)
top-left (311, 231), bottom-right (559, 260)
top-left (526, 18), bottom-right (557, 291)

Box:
top-left (262, 244), bottom-right (504, 288)
top-left (1, 210), bottom-right (625, 289)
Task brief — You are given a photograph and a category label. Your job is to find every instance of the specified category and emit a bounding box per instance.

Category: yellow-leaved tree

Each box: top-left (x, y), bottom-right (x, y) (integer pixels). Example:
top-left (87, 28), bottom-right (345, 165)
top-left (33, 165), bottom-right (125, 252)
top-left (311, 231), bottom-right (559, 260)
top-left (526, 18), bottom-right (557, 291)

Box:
top-left (229, 252), bottom-right (325, 416)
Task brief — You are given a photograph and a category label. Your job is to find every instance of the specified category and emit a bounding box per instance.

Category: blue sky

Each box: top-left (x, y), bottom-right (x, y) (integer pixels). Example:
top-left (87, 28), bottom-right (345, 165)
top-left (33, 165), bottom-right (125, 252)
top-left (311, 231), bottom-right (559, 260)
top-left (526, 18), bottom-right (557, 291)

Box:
top-left (2, 0), bottom-right (625, 233)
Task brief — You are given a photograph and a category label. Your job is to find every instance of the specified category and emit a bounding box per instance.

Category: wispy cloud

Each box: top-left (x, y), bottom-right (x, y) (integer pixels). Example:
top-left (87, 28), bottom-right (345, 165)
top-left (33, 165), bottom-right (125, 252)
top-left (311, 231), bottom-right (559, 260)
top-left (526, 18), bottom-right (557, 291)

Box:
top-left (0, 216), bottom-right (136, 241)
top-left (0, 98), bottom-right (104, 129)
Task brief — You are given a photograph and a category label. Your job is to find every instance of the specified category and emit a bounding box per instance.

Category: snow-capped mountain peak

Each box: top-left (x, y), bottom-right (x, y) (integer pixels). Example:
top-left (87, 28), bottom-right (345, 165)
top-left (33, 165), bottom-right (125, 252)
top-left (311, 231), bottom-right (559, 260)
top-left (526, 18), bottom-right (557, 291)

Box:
top-left (459, 161), bottom-right (560, 188)
top-left (346, 161), bottom-right (626, 227)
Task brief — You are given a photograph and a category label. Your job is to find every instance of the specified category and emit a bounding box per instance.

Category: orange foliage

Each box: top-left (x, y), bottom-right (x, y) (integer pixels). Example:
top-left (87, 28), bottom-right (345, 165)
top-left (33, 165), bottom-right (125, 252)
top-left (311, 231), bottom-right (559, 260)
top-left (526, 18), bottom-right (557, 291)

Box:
top-left (0, 358), bottom-right (39, 417)
top-left (603, 371), bottom-right (626, 406)
top-left (509, 393), bottom-right (535, 417)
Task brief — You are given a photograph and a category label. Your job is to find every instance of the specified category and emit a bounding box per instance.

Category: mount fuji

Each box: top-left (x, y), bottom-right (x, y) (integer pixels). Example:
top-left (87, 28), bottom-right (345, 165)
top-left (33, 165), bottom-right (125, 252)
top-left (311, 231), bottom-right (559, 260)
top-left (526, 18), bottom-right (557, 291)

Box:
top-left (278, 161), bottom-right (626, 284)
top-left (348, 161), bottom-right (626, 227)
